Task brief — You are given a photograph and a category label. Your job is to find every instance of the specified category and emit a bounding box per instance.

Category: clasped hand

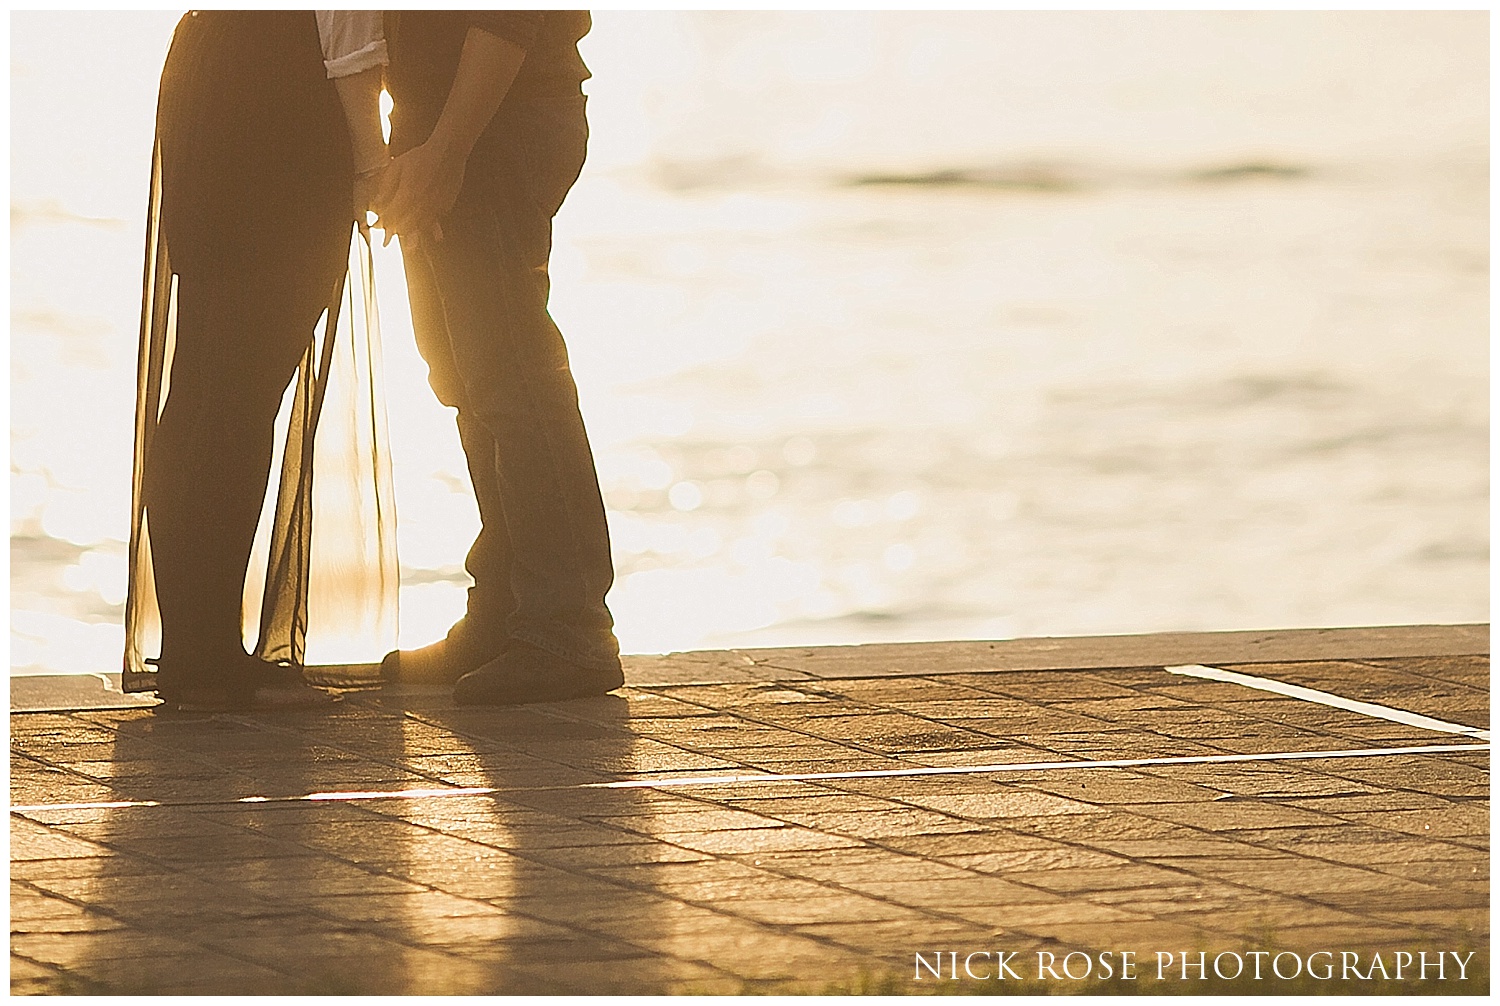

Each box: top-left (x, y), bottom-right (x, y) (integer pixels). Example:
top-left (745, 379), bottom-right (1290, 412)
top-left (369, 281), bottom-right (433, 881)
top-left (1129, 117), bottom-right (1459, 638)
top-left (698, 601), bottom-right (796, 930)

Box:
top-left (357, 138), bottom-right (468, 250)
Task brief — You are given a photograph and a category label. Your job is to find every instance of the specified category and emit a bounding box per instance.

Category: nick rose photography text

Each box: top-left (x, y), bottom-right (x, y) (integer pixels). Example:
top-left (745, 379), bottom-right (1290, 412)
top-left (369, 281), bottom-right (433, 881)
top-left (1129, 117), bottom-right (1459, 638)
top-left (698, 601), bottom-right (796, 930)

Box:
top-left (913, 950), bottom-right (1479, 983)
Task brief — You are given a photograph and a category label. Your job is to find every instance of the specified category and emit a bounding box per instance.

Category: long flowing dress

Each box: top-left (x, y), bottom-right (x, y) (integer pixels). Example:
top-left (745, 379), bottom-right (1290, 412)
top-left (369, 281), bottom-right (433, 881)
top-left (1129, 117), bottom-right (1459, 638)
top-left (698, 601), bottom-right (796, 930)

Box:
top-left (122, 11), bottom-right (397, 694)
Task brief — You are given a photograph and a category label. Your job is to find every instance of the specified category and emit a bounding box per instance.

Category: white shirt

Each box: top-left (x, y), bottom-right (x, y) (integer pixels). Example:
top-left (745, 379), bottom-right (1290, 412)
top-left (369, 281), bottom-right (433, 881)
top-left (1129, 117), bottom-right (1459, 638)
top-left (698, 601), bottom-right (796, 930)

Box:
top-left (315, 11), bottom-right (386, 79)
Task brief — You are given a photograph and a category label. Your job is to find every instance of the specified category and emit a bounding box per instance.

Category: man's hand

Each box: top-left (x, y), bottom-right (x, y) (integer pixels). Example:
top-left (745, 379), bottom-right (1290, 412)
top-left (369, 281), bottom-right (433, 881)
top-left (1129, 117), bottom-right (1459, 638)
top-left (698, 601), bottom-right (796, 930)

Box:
top-left (373, 139), bottom-right (465, 247)
top-left (374, 27), bottom-right (526, 250)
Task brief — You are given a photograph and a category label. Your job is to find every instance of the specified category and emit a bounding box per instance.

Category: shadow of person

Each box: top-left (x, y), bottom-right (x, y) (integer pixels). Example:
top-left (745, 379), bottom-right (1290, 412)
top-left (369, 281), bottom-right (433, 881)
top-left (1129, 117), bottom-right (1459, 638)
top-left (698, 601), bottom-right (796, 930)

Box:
top-left (10, 698), bottom-right (453, 994)
top-left (373, 688), bottom-right (730, 993)
top-left (12, 685), bottom-right (740, 994)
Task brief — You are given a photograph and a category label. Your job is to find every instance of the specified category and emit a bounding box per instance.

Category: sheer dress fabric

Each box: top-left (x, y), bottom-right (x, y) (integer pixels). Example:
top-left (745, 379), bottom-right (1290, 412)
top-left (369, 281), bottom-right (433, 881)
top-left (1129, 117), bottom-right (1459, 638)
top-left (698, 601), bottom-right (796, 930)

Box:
top-left (123, 11), bottom-right (397, 691)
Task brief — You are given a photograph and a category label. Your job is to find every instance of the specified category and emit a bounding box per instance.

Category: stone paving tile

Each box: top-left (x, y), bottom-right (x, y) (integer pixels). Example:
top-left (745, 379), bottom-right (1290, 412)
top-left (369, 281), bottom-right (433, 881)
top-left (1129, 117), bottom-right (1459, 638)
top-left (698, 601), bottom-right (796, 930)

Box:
top-left (1117, 798), bottom-right (1346, 831)
top-left (733, 848), bottom-right (981, 883)
top-left (603, 911), bottom-right (834, 960)
top-left (12, 929), bottom-right (223, 976)
top-left (1368, 859), bottom-right (1487, 886)
top-left (1025, 731), bottom-right (1229, 759)
top-left (945, 901), bottom-right (1149, 930)
top-left (1339, 805), bottom-right (1490, 840)
top-left (1018, 919), bottom-right (1215, 952)
top-left (824, 774), bottom-right (1044, 799)
top-left (1314, 762), bottom-right (1490, 801)
top-left (1090, 837), bottom-right (1278, 861)
top-left (1021, 771), bottom-right (1229, 805)
top-left (705, 791), bottom-right (900, 815)
top-left (858, 830), bottom-right (1054, 862)
top-left (779, 809), bottom-right (986, 839)
top-left (15, 951), bottom-right (301, 996)
top-left (897, 789), bottom-right (1102, 820)
top-left (793, 917), bottom-right (1002, 953)
top-left (9, 901), bottom-right (129, 936)
top-left (700, 893), bottom-right (931, 927)
top-left (1360, 655), bottom-right (1489, 692)
top-left (500, 842), bottom-right (699, 873)
top-left (1277, 839), bottom-right (1479, 867)
top-left (654, 825), bottom-right (864, 855)
top-left (8, 956), bottom-right (68, 995)
top-left (941, 844), bottom-right (1127, 873)
top-left (836, 875), bottom-right (1070, 908)
top-left (10, 822), bottom-right (114, 862)
top-left (602, 807), bottom-right (789, 834)
top-left (1136, 765), bottom-right (1382, 799)
top-left (1005, 863), bottom-right (1193, 894)
top-left (982, 809), bottom-right (1203, 847)
top-left (618, 878), bottom-right (810, 910)
top-left (10, 649), bottom-right (1490, 994)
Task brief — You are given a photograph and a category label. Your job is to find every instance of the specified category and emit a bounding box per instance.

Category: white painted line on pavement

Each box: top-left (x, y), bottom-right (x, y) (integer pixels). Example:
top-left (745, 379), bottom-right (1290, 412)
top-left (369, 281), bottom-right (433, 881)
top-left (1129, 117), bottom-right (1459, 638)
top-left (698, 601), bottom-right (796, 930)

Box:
top-left (585, 742), bottom-right (1489, 789)
top-left (10, 741), bottom-right (1487, 811)
top-left (1166, 664), bottom-right (1491, 741)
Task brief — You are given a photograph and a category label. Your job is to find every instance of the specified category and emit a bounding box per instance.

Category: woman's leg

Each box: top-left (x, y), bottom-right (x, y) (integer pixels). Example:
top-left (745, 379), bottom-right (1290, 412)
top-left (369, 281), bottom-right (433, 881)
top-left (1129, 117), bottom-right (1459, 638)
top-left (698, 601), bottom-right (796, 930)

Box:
top-left (142, 11), bottom-right (352, 683)
top-left (143, 257), bottom-right (342, 669)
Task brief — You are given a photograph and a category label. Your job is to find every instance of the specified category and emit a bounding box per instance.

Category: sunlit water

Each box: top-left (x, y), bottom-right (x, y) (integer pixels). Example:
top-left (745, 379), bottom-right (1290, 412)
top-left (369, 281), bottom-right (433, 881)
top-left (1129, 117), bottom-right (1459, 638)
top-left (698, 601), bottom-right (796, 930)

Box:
top-left (11, 12), bottom-right (1487, 675)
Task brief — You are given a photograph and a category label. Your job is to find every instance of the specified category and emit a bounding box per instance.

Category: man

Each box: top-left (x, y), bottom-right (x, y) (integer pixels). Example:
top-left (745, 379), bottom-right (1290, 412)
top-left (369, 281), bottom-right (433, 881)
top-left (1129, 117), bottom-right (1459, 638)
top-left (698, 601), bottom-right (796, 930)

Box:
top-left (373, 11), bottom-right (623, 705)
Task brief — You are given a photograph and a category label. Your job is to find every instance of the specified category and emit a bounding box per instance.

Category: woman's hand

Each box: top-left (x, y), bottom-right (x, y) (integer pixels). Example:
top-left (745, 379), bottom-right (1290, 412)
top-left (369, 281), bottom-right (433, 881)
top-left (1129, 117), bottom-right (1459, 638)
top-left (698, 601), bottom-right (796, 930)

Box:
top-left (372, 139), bottom-right (464, 248)
top-left (353, 161), bottom-right (390, 233)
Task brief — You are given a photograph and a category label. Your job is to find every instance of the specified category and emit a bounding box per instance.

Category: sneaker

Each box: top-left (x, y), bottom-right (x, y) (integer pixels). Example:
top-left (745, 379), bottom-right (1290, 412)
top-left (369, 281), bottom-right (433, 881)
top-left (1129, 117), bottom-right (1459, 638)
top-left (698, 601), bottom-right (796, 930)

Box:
top-left (453, 641), bottom-right (624, 707)
top-left (381, 618), bottom-right (506, 686)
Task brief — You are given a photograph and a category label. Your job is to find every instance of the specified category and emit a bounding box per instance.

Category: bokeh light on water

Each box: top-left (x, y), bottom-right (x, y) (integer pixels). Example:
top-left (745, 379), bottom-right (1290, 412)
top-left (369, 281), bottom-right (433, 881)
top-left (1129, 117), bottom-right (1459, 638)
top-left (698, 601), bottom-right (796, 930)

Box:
top-left (11, 12), bottom-right (1487, 674)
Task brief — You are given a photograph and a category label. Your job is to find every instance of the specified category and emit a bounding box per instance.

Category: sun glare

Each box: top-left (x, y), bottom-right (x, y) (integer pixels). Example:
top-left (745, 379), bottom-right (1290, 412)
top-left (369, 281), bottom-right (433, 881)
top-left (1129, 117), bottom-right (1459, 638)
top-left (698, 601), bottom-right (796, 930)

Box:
top-left (8, 12), bottom-right (1491, 676)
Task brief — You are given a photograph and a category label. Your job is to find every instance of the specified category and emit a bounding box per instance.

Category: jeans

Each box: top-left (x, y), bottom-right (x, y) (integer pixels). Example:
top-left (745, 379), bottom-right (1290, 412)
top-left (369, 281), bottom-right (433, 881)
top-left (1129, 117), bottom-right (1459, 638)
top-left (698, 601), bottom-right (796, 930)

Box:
top-left (401, 93), bottom-right (621, 671)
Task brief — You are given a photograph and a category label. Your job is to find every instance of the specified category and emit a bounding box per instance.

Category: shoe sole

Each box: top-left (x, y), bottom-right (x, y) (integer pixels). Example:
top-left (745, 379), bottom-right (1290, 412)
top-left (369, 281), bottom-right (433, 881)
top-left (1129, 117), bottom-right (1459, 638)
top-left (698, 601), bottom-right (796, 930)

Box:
top-left (158, 685), bottom-right (339, 714)
top-left (453, 668), bottom-right (624, 707)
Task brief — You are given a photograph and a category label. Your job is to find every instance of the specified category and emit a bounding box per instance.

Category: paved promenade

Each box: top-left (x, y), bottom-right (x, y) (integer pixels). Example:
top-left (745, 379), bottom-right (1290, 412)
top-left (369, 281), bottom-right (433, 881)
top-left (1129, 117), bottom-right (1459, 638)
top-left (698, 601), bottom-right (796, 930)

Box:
top-left (10, 625), bottom-right (1489, 994)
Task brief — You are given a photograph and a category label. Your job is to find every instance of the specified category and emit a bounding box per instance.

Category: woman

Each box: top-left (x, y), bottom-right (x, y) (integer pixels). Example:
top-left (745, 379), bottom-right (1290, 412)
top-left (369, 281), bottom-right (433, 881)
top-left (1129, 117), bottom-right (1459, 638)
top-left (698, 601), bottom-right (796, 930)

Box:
top-left (123, 11), bottom-right (396, 711)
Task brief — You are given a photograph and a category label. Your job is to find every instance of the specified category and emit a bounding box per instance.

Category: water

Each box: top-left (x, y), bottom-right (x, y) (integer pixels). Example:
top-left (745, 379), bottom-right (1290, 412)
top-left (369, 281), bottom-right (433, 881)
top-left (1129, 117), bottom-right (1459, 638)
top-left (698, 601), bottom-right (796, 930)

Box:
top-left (11, 11), bottom-right (1488, 675)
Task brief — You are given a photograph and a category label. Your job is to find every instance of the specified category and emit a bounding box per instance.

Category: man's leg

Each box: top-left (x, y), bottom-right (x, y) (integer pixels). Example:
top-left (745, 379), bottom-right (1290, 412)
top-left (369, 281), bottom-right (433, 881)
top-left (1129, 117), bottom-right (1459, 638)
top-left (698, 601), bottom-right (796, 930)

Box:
top-left (381, 247), bottom-right (516, 683)
top-left (415, 122), bottom-right (621, 701)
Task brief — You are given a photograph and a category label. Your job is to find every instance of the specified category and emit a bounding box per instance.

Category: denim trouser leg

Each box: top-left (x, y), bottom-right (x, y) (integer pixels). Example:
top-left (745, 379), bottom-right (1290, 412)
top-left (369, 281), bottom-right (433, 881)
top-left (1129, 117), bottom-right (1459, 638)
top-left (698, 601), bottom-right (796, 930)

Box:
top-left (402, 105), bottom-right (620, 671)
top-left (402, 249), bottom-right (517, 643)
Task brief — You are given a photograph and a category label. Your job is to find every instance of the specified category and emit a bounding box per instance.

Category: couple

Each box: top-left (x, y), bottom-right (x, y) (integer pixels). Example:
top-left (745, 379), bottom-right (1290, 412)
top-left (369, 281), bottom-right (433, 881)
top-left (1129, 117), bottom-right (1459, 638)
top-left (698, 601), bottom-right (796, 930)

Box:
top-left (123, 11), bottom-right (622, 712)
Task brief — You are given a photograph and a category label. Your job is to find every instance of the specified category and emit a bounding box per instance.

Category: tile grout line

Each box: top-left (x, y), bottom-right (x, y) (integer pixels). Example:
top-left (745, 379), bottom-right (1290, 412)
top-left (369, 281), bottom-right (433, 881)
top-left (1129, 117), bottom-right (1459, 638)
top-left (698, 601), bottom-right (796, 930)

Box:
top-left (1166, 663), bottom-right (1491, 740)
